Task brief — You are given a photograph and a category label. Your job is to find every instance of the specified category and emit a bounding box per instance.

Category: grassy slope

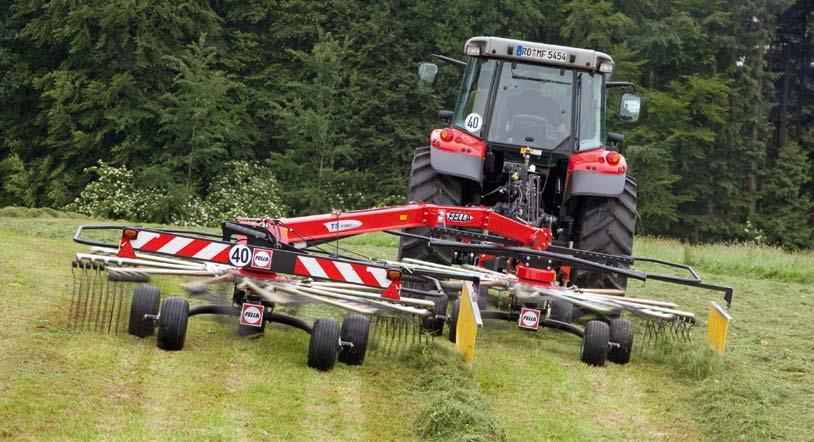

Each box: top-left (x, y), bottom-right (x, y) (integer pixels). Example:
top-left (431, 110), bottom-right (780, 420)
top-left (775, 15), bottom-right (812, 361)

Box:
top-left (0, 217), bottom-right (812, 440)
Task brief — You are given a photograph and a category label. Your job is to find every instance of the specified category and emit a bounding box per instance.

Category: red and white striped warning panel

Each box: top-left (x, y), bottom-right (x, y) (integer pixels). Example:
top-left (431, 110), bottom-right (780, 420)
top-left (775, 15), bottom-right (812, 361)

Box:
top-left (293, 256), bottom-right (391, 288)
top-left (124, 229), bottom-right (396, 289)
top-left (128, 232), bottom-right (230, 263)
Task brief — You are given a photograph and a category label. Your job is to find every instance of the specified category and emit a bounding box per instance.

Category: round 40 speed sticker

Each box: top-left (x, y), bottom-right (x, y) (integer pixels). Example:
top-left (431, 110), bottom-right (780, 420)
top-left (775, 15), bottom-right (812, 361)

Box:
top-left (229, 244), bottom-right (251, 267)
top-left (464, 112), bottom-right (482, 133)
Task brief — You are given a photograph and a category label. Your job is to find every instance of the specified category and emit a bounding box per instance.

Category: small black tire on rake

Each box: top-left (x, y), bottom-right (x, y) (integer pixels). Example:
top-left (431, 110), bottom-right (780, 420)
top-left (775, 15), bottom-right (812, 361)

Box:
top-left (422, 295), bottom-right (448, 336)
top-left (156, 297), bottom-right (189, 351)
top-left (580, 320), bottom-right (609, 366)
top-left (338, 314), bottom-right (370, 366)
top-left (448, 298), bottom-right (460, 343)
top-left (550, 300), bottom-right (574, 324)
top-left (477, 285), bottom-right (489, 311)
top-left (307, 318), bottom-right (340, 371)
top-left (128, 285), bottom-right (160, 338)
top-left (608, 318), bottom-right (633, 365)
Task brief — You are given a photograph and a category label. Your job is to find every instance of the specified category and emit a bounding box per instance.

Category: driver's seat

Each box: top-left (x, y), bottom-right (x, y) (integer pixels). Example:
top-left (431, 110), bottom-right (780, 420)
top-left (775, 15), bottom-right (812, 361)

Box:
top-left (505, 91), bottom-right (558, 145)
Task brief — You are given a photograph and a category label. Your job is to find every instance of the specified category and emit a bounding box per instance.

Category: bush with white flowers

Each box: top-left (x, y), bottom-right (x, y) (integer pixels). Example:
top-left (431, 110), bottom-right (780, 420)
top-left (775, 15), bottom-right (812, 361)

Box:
top-left (68, 161), bottom-right (286, 226)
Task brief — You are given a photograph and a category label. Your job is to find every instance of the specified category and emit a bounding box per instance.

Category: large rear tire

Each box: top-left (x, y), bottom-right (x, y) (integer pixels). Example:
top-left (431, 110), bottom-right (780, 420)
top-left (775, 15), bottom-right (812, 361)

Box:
top-left (572, 176), bottom-right (637, 291)
top-left (397, 147), bottom-right (465, 264)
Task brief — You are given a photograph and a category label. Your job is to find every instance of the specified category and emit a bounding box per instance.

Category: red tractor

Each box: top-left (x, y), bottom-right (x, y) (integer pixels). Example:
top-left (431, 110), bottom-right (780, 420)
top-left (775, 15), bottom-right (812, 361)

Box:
top-left (399, 36), bottom-right (642, 291)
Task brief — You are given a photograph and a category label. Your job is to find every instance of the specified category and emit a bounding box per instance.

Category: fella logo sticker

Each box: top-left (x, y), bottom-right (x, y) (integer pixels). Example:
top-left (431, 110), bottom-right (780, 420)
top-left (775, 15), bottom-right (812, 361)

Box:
top-left (446, 212), bottom-right (473, 223)
top-left (251, 248), bottom-right (273, 269)
top-left (240, 303), bottom-right (264, 327)
top-left (518, 307), bottom-right (541, 330)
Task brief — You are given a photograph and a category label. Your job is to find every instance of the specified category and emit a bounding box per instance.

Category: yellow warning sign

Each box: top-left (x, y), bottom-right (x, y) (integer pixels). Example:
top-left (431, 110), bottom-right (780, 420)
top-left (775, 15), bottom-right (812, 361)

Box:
top-left (707, 301), bottom-right (733, 355)
top-left (455, 281), bottom-right (483, 367)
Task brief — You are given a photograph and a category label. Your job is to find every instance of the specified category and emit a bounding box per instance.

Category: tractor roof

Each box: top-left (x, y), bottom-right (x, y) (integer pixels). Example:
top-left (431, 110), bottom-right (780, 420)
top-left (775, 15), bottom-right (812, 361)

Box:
top-left (464, 36), bottom-right (614, 74)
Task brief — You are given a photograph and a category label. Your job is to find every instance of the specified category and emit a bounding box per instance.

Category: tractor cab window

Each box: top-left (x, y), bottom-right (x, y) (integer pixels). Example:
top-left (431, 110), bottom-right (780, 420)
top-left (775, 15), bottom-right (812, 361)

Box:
top-left (453, 58), bottom-right (497, 136)
top-left (577, 72), bottom-right (606, 150)
top-left (487, 61), bottom-right (573, 150)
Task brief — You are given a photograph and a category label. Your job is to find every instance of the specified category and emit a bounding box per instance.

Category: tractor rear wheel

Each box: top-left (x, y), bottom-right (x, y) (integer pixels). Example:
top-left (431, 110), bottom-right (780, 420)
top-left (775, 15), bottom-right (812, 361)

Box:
top-left (572, 176), bottom-right (637, 291)
top-left (397, 146), bottom-right (464, 265)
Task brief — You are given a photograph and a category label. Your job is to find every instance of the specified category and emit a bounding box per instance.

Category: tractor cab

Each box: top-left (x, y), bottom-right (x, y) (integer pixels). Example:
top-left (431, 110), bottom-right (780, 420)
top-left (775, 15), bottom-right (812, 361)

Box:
top-left (420, 37), bottom-right (641, 156)
top-left (403, 36), bottom-right (642, 290)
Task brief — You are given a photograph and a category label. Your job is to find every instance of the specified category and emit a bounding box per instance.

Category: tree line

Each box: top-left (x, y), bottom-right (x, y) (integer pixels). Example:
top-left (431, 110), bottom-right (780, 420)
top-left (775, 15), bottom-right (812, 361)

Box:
top-left (0, 0), bottom-right (811, 247)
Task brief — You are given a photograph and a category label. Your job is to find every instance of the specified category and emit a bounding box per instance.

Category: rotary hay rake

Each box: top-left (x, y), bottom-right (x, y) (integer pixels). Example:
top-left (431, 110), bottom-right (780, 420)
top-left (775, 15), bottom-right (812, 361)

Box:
top-left (69, 202), bottom-right (733, 370)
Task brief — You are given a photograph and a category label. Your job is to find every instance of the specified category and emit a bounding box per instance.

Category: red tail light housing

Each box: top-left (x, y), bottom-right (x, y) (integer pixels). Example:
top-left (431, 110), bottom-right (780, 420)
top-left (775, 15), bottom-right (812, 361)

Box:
top-left (606, 152), bottom-right (621, 165)
top-left (430, 126), bottom-right (487, 159)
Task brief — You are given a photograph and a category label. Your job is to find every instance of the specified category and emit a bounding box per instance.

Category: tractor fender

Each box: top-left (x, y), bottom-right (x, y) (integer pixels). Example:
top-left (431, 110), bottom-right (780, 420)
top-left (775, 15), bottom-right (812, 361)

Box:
top-left (564, 149), bottom-right (627, 201)
top-left (429, 127), bottom-right (485, 183)
top-left (430, 147), bottom-right (483, 182)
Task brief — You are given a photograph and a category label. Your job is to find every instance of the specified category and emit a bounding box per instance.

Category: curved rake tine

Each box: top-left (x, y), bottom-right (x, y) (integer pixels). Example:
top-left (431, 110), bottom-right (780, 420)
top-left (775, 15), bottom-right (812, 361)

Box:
top-left (80, 261), bottom-right (93, 329)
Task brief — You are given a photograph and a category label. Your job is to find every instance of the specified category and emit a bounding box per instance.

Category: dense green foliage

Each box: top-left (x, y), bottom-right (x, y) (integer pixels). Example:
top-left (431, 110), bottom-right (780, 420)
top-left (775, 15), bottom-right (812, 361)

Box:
top-left (0, 0), bottom-right (811, 245)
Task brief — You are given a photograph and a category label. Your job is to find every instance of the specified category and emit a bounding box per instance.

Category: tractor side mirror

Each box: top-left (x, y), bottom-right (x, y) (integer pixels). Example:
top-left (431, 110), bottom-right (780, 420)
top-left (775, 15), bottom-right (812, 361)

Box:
top-left (417, 62), bottom-right (439, 93)
top-left (607, 132), bottom-right (625, 149)
top-left (437, 110), bottom-right (454, 122)
top-left (619, 92), bottom-right (641, 123)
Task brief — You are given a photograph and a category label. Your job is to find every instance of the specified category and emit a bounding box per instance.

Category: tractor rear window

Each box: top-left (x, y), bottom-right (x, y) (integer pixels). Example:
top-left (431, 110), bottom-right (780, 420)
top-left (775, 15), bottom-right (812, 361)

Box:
top-left (452, 58), bottom-right (497, 137)
top-left (487, 61), bottom-right (574, 150)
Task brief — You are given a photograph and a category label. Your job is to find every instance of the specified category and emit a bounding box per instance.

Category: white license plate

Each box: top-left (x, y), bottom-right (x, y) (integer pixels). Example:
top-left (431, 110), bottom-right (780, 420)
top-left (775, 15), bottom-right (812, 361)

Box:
top-left (516, 46), bottom-right (568, 63)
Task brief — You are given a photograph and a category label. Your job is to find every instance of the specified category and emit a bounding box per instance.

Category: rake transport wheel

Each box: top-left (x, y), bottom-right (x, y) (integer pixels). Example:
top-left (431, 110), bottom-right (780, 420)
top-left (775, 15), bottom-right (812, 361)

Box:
top-left (572, 176), bottom-right (637, 291)
top-left (128, 284), bottom-right (160, 338)
top-left (425, 294), bottom-right (448, 336)
top-left (338, 314), bottom-right (370, 366)
top-left (307, 318), bottom-right (340, 371)
top-left (477, 285), bottom-right (489, 311)
top-left (157, 297), bottom-right (189, 351)
top-left (549, 300), bottom-right (574, 323)
top-left (608, 318), bottom-right (634, 364)
top-left (397, 146), bottom-right (464, 264)
top-left (580, 320), bottom-right (610, 366)
top-left (448, 298), bottom-right (461, 343)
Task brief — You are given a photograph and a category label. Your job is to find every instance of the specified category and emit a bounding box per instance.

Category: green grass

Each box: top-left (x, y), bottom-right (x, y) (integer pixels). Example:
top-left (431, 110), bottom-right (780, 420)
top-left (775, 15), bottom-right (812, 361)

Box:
top-left (0, 217), bottom-right (812, 440)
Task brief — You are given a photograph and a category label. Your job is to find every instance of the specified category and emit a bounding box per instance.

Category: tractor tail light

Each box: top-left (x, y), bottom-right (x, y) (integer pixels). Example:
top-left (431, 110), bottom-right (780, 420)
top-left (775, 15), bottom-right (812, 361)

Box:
top-left (123, 228), bottom-right (139, 240)
top-left (440, 128), bottom-right (453, 142)
top-left (606, 152), bottom-right (621, 165)
top-left (386, 270), bottom-right (402, 281)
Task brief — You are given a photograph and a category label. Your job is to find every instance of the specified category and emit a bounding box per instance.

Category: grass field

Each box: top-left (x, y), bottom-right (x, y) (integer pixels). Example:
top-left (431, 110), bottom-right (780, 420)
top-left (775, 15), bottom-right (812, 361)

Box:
top-left (0, 213), bottom-right (812, 440)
